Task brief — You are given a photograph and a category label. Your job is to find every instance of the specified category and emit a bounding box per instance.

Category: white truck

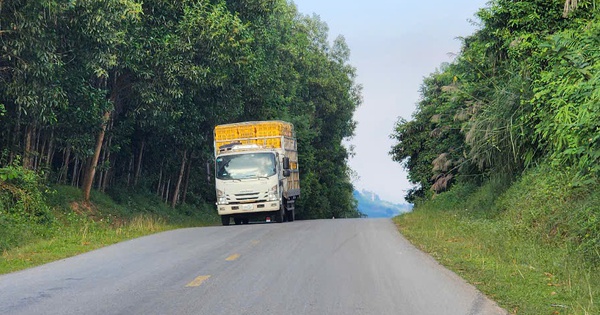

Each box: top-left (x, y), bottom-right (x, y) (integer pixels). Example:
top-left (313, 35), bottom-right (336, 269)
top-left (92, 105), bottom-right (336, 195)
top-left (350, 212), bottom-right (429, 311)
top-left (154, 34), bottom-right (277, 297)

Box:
top-left (213, 121), bottom-right (300, 225)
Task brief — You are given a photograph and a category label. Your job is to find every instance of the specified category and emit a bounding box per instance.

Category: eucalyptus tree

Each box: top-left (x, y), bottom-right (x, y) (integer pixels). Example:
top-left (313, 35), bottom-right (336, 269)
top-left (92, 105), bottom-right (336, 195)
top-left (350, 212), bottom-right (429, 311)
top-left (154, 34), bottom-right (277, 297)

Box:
top-left (1, 0), bottom-right (363, 219)
top-left (0, 0), bottom-right (67, 168)
top-left (196, 0), bottom-right (363, 218)
top-left (52, 0), bottom-right (143, 201)
top-left (127, 0), bottom-right (251, 207)
top-left (288, 14), bottom-right (362, 219)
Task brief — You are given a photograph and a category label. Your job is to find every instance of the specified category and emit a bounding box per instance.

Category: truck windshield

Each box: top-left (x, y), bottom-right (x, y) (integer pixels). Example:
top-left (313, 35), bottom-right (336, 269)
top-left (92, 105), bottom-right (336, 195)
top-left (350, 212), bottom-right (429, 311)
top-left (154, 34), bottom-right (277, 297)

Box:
top-left (216, 153), bottom-right (276, 180)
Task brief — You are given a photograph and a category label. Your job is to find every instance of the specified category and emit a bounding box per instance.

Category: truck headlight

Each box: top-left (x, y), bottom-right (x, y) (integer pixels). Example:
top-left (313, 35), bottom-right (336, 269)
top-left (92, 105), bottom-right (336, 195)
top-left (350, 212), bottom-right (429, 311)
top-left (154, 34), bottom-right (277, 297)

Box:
top-left (217, 189), bottom-right (228, 205)
top-left (267, 185), bottom-right (279, 201)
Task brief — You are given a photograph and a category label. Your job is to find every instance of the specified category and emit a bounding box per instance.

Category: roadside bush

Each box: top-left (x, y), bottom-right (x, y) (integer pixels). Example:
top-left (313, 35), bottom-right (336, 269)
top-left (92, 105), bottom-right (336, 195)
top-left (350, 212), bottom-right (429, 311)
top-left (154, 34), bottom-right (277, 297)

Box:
top-left (459, 176), bottom-right (511, 218)
top-left (498, 163), bottom-right (600, 264)
top-left (420, 182), bottom-right (479, 211)
top-left (0, 164), bottom-right (56, 251)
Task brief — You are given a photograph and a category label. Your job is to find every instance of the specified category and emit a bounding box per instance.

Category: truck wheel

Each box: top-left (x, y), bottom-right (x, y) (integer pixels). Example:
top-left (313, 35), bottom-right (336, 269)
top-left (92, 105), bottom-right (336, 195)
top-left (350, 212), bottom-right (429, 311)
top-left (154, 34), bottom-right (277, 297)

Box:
top-left (221, 215), bottom-right (230, 226)
top-left (243, 218), bottom-right (250, 224)
top-left (274, 206), bottom-right (285, 223)
top-left (286, 209), bottom-right (295, 222)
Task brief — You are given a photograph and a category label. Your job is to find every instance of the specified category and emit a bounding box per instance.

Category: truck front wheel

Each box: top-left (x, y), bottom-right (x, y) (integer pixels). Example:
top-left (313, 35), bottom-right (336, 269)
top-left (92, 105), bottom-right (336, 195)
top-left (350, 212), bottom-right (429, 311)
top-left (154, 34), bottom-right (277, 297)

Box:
top-left (274, 206), bottom-right (285, 223)
top-left (221, 215), bottom-right (230, 226)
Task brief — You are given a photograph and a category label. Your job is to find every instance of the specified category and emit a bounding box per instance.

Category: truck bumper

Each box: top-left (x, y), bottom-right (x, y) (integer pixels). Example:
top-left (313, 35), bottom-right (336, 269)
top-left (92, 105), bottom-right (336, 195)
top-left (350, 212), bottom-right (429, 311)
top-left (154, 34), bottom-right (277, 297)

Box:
top-left (217, 201), bottom-right (281, 216)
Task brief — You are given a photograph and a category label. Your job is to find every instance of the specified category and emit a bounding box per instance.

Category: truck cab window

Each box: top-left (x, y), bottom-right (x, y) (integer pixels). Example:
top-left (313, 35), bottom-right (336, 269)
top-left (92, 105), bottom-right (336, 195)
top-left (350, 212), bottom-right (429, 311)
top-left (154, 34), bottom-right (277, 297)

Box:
top-left (216, 153), bottom-right (276, 180)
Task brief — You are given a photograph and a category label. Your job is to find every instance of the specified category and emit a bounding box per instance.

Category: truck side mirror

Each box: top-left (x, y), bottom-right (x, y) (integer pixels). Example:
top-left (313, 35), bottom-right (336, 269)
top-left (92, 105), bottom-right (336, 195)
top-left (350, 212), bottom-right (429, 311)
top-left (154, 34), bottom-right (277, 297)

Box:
top-left (283, 169), bottom-right (291, 177)
top-left (283, 157), bottom-right (290, 170)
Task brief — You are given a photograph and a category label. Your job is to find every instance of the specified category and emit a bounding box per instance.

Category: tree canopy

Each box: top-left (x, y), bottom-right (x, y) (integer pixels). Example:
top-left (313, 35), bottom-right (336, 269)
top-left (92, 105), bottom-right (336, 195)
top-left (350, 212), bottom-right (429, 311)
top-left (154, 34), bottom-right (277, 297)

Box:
top-left (390, 0), bottom-right (599, 202)
top-left (0, 0), bottom-right (362, 219)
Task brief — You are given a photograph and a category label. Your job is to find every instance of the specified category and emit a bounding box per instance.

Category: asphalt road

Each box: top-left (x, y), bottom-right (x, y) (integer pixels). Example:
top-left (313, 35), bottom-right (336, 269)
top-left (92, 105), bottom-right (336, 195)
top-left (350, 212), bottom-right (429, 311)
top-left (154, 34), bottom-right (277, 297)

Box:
top-left (0, 219), bottom-right (507, 315)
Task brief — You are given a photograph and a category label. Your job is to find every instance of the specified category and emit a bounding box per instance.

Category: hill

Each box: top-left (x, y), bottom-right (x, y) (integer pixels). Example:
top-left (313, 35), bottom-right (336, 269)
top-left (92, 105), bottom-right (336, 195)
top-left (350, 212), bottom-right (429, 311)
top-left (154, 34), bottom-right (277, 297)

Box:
top-left (354, 190), bottom-right (412, 218)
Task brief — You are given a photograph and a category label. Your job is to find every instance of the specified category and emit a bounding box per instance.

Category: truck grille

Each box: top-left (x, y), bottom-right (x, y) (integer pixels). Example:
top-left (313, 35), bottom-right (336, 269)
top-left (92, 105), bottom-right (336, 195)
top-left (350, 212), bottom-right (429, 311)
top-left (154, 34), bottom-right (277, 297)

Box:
top-left (229, 191), bottom-right (268, 203)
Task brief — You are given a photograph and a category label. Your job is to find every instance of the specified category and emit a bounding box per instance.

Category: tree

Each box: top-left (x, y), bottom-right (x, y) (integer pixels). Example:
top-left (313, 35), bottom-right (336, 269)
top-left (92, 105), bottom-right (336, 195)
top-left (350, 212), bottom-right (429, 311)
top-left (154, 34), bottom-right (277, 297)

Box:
top-left (1, 0), bottom-right (363, 219)
top-left (390, 0), bottom-right (599, 202)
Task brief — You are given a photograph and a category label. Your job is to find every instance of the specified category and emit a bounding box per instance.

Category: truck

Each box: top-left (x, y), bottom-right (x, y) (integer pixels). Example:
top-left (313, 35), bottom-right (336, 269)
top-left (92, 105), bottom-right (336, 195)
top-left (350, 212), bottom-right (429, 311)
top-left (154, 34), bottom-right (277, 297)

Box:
top-left (213, 121), bottom-right (300, 225)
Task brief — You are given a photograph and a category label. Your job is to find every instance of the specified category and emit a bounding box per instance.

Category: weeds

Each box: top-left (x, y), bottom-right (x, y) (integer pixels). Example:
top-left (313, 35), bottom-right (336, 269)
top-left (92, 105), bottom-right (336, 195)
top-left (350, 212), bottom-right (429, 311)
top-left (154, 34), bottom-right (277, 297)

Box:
top-left (0, 183), bottom-right (219, 275)
top-left (395, 165), bottom-right (600, 314)
top-left (0, 163), bottom-right (56, 251)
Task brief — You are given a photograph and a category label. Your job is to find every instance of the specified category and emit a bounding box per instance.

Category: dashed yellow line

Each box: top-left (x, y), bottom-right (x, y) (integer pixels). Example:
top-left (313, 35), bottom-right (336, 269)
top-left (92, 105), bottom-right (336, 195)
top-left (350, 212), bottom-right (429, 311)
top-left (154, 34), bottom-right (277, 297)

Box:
top-left (225, 253), bottom-right (240, 261)
top-left (186, 275), bottom-right (211, 287)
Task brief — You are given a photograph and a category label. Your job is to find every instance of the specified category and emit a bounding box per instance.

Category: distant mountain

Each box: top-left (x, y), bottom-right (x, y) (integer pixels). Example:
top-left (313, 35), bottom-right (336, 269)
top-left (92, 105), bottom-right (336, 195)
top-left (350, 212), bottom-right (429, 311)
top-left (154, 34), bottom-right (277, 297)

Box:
top-left (353, 190), bottom-right (412, 218)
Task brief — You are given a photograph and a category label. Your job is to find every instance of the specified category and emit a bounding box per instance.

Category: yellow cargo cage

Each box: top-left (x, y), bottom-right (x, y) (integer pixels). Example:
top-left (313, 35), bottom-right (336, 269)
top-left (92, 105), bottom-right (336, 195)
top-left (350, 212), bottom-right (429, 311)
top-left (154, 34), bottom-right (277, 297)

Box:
top-left (214, 121), bottom-right (294, 153)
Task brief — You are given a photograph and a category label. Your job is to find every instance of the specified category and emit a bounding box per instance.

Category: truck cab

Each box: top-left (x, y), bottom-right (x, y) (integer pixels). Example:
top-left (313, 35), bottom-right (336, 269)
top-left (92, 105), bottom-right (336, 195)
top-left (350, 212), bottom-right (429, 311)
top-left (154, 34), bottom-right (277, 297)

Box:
top-left (213, 121), bottom-right (299, 225)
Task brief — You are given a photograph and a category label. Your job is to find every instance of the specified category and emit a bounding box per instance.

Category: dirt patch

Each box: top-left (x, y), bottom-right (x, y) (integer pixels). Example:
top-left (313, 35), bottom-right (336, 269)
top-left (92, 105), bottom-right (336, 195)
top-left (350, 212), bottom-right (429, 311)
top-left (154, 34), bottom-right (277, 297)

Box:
top-left (70, 201), bottom-right (98, 216)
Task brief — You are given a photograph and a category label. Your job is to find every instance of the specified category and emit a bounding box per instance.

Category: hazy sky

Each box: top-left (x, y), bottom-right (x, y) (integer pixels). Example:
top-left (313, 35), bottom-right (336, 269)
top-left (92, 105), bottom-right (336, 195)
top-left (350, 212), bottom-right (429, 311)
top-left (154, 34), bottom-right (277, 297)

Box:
top-left (293, 0), bottom-right (489, 204)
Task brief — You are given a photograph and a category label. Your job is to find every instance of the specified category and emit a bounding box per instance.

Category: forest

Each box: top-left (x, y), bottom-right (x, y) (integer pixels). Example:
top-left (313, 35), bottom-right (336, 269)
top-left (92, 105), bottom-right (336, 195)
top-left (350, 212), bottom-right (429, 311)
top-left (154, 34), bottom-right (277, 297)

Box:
top-left (0, 0), bottom-right (362, 234)
top-left (391, 0), bottom-right (600, 264)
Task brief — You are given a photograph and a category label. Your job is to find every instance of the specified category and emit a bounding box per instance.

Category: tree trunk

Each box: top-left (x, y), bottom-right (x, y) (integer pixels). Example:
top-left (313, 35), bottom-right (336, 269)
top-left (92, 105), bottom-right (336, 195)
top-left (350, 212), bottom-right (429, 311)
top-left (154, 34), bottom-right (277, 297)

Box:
top-left (97, 158), bottom-right (104, 190)
top-left (97, 133), bottom-right (109, 190)
top-left (165, 178), bottom-right (171, 204)
top-left (182, 154), bottom-right (192, 204)
top-left (157, 168), bottom-right (162, 196)
top-left (32, 128), bottom-right (40, 171)
top-left (102, 155), bottom-right (112, 192)
top-left (39, 131), bottom-right (46, 169)
top-left (46, 130), bottom-right (54, 169)
top-left (23, 125), bottom-right (33, 169)
top-left (101, 133), bottom-right (113, 192)
top-left (134, 139), bottom-right (145, 186)
top-left (10, 103), bottom-right (22, 165)
top-left (82, 110), bottom-right (111, 201)
top-left (77, 159), bottom-right (84, 187)
top-left (72, 157), bottom-right (79, 187)
top-left (127, 155), bottom-right (134, 187)
top-left (161, 176), bottom-right (166, 199)
top-left (60, 146), bottom-right (71, 184)
top-left (34, 126), bottom-right (42, 171)
top-left (171, 150), bottom-right (188, 208)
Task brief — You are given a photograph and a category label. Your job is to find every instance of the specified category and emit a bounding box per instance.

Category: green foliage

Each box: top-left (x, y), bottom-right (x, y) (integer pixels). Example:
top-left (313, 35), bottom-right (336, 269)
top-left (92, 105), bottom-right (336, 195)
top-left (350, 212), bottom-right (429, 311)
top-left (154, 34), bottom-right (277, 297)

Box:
top-left (391, 0), bottom-right (599, 201)
top-left (0, 162), bottom-right (55, 251)
top-left (0, 0), bottom-right (361, 220)
top-left (418, 182), bottom-right (479, 211)
top-left (531, 19), bottom-right (600, 179)
top-left (1, 184), bottom-right (219, 274)
top-left (390, 67), bottom-right (468, 199)
top-left (391, 4), bottom-right (600, 309)
top-left (396, 189), bottom-right (600, 315)
top-left (498, 164), bottom-right (600, 264)
top-left (396, 162), bottom-right (600, 313)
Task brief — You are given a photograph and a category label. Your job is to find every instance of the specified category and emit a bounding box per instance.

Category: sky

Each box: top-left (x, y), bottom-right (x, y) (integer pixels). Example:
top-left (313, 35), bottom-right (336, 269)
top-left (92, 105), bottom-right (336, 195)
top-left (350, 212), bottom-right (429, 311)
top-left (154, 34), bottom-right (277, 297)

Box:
top-left (292, 0), bottom-right (490, 204)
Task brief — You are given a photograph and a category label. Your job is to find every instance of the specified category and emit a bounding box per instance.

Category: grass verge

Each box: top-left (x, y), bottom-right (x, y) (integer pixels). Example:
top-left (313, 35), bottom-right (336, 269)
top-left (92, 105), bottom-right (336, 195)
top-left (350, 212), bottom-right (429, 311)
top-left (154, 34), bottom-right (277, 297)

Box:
top-left (0, 185), bottom-right (219, 275)
top-left (394, 173), bottom-right (599, 315)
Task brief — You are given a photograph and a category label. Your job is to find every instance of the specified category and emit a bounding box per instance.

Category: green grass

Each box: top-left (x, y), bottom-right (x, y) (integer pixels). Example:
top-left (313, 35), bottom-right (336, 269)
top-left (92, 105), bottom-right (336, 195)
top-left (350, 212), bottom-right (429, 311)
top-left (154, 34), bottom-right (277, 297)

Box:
top-left (0, 185), bottom-right (220, 274)
top-left (394, 170), bottom-right (600, 315)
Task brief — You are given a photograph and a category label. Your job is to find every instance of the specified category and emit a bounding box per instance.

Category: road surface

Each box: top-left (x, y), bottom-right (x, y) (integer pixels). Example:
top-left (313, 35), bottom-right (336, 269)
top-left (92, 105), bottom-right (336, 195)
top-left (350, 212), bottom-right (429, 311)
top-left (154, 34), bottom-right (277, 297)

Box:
top-left (0, 219), bottom-right (506, 315)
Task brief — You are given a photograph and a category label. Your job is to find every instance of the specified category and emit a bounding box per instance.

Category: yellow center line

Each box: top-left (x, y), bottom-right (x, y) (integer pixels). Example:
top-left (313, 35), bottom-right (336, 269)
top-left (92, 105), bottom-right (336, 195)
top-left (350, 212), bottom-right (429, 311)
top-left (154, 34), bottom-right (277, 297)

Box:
top-left (225, 253), bottom-right (240, 261)
top-left (186, 275), bottom-right (211, 287)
